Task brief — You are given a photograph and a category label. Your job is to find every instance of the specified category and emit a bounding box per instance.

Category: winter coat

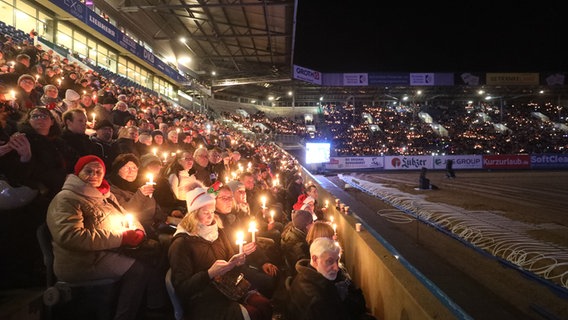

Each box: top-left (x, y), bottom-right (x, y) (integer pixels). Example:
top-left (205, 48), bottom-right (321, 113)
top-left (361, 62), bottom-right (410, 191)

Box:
top-left (61, 129), bottom-right (98, 157)
top-left (17, 129), bottom-right (78, 199)
top-left (287, 259), bottom-right (350, 320)
top-left (46, 174), bottom-right (142, 282)
top-left (280, 222), bottom-right (309, 275)
top-left (168, 228), bottom-right (245, 320)
top-left (110, 179), bottom-right (167, 240)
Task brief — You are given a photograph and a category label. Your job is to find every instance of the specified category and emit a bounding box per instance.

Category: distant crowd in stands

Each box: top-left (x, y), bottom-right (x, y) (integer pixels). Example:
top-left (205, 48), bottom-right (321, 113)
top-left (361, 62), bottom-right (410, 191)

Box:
top-left (0, 34), bottom-right (375, 320)
top-left (223, 102), bottom-right (567, 157)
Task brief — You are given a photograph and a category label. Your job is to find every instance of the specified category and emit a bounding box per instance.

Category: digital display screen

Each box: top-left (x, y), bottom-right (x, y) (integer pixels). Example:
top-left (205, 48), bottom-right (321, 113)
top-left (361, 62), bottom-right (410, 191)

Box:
top-left (306, 142), bottom-right (330, 164)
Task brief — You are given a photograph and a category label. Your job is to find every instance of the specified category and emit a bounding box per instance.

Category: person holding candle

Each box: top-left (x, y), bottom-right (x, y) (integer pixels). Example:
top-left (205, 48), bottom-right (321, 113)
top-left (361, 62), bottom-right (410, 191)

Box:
top-left (107, 153), bottom-right (172, 312)
top-left (137, 153), bottom-right (187, 221)
top-left (305, 184), bottom-right (326, 221)
top-left (214, 185), bottom-right (281, 298)
top-left (168, 183), bottom-right (273, 320)
top-left (108, 153), bottom-right (169, 239)
top-left (46, 155), bottom-right (155, 320)
top-left (162, 150), bottom-right (197, 201)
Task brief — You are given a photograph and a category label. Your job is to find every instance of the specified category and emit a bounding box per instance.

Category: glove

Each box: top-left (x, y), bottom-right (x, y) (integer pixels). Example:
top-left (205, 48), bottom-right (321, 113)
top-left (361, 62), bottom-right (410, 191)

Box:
top-left (121, 229), bottom-right (145, 247)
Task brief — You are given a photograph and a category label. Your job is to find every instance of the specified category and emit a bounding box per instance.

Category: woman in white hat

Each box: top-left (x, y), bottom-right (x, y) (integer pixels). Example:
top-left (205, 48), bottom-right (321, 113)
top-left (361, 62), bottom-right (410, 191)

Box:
top-left (168, 182), bottom-right (273, 320)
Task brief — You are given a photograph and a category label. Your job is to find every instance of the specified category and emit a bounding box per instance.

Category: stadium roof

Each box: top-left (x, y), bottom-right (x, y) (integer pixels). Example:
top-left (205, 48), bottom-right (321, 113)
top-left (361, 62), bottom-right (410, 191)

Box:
top-left (86, 1), bottom-right (568, 106)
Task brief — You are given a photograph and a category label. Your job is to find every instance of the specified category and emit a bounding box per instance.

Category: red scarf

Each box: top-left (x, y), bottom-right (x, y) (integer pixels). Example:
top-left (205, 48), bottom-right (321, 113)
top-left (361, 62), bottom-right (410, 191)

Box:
top-left (97, 179), bottom-right (111, 195)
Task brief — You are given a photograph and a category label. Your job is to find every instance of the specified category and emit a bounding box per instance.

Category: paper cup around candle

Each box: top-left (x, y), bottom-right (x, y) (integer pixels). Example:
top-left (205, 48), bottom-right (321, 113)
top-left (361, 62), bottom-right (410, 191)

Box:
top-left (355, 223), bottom-right (362, 232)
top-left (344, 206), bottom-right (350, 213)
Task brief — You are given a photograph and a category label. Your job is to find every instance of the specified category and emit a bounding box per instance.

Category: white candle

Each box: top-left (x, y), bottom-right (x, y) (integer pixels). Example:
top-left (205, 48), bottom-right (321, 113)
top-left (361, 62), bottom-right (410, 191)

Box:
top-left (162, 152), bottom-right (168, 162)
top-left (330, 215), bottom-right (334, 223)
top-left (332, 223), bottom-right (337, 235)
top-left (325, 200), bottom-right (329, 208)
top-left (152, 148), bottom-right (157, 156)
top-left (91, 113), bottom-right (96, 124)
top-left (248, 221), bottom-right (257, 242)
top-left (125, 213), bottom-right (134, 229)
top-left (270, 210), bottom-right (275, 223)
top-left (236, 231), bottom-right (244, 253)
top-left (261, 196), bottom-right (267, 209)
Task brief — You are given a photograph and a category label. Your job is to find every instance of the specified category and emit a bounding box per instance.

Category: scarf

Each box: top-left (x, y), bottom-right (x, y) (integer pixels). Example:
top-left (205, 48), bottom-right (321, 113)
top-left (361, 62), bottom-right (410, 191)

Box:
top-left (197, 221), bottom-right (219, 242)
top-left (98, 179), bottom-right (111, 195)
top-left (108, 174), bottom-right (139, 193)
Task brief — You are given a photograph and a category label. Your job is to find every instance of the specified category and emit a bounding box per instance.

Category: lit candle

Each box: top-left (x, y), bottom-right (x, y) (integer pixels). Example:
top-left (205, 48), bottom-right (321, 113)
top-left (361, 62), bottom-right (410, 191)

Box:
top-left (146, 173), bottom-right (154, 185)
top-left (91, 112), bottom-right (96, 125)
top-left (162, 152), bottom-right (168, 162)
top-left (83, 90), bottom-right (86, 95)
top-left (125, 213), bottom-right (134, 229)
top-left (10, 90), bottom-right (15, 100)
top-left (248, 221), bottom-right (257, 242)
top-left (247, 162), bottom-right (252, 170)
top-left (152, 148), bottom-right (157, 156)
top-left (332, 223), bottom-right (337, 235)
top-left (35, 74), bottom-right (39, 81)
top-left (329, 215), bottom-right (334, 223)
top-left (325, 200), bottom-right (329, 208)
top-left (270, 210), bottom-right (275, 223)
top-left (236, 231), bottom-right (244, 253)
top-left (261, 196), bottom-right (267, 209)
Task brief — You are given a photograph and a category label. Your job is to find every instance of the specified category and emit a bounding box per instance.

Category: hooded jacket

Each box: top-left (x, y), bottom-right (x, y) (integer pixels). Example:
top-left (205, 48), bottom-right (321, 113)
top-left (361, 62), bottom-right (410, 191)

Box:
top-left (46, 174), bottom-right (141, 282)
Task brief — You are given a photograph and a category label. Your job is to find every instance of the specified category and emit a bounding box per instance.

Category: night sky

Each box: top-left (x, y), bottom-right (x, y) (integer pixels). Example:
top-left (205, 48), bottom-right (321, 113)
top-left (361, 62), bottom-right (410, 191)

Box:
top-left (293, 3), bottom-right (567, 74)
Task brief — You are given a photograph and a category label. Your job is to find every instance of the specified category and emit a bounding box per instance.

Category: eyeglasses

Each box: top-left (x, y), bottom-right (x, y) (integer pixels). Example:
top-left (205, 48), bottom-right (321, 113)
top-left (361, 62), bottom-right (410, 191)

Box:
top-left (30, 113), bottom-right (50, 120)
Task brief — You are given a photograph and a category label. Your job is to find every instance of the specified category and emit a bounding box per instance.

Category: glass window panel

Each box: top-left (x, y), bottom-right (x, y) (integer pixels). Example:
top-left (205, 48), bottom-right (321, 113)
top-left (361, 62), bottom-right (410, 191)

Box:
top-left (14, 10), bottom-right (34, 33)
top-left (56, 30), bottom-right (72, 50)
top-left (74, 39), bottom-right (87, 56)
top-left (58, 22), bottom-right (72, 35)
top-left (15, 0), bottom-right (34, 16)
top-left (117, 62), bottom-right (127, 77)
top-left (0, 1), bottom-right (14, 26)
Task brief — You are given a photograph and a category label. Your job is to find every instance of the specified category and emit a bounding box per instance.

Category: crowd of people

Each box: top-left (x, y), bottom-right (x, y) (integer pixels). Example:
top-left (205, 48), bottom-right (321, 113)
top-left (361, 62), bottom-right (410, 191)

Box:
top-left (0, 38), bottom-right (375, 320)
top-left (224, 101), bottom-right (567, 157)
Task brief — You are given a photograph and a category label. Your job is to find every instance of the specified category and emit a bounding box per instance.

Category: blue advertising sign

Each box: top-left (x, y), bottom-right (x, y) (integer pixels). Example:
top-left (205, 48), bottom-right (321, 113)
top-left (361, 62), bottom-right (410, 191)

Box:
top-left (117, 32), bottom-right (138, 55)
top-left (368, 73), bottom-right (409, 86)
top-left (50, 0), bottom-right (86, 21)
top-left (85, 11), bottom-right (117, 42)
top-left (51, 0), bottom-right (186, 84)
top-left (531, 154), bottom-right (568, 169)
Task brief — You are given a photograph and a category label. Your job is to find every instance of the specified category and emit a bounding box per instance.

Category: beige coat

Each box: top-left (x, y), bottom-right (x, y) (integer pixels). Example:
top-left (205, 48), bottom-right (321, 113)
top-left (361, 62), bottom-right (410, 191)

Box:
top-left (46, 174), bottom-right (142, 282)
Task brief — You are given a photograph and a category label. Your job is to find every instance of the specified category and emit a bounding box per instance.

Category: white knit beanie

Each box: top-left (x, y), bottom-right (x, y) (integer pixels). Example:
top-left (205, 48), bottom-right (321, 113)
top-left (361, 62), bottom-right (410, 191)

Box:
top-left (186, 187), bottom-right (216, 213)
top-left (65, 89), bottom-right (80, 102)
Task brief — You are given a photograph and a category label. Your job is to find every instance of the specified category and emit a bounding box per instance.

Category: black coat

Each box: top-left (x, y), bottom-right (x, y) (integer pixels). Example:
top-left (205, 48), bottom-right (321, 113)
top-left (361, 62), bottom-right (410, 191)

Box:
top-left (61, 129), bottom-right (98, 157)
top-left (287, 259), bottom-right (350, 320)
top-left (18, 129), bottom-right (78, 200)
top-left (168, 229), bottom-right (244, 320)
